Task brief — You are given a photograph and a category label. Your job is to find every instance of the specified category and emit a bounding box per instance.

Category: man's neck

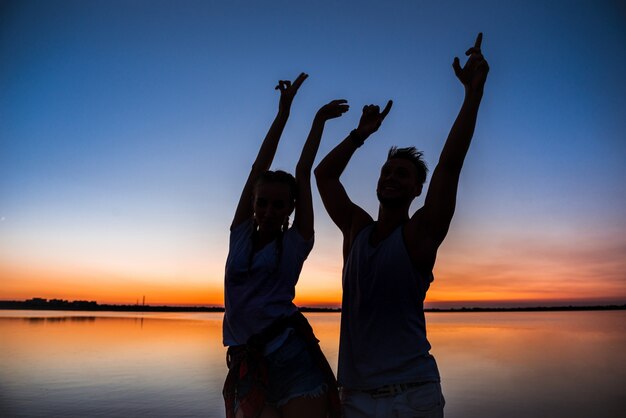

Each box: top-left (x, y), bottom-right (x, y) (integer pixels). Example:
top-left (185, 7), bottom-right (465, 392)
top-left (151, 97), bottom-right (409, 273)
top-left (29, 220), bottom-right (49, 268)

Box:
top-left (369, 205), bottom-right (410, 246)
top-left (376, 205), bottom-right (410, 230)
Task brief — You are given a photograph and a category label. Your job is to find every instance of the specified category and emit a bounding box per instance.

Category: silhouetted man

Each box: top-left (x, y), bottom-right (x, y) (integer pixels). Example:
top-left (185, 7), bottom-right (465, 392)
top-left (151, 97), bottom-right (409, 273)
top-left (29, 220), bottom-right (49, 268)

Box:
top-left (315, 33), bottom-right (489, 417)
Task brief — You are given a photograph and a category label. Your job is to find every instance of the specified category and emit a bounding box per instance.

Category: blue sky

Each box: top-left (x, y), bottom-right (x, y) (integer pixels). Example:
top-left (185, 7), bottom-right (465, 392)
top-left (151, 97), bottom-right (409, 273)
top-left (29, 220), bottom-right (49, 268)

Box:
top-left (1, 0), bottom-right (625, 306)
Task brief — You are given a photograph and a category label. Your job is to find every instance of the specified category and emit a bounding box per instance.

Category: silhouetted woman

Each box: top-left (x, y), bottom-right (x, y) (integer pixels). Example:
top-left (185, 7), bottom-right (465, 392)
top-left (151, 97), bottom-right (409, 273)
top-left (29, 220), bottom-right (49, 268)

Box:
top-left (222, 73), bottom-right (347, 418)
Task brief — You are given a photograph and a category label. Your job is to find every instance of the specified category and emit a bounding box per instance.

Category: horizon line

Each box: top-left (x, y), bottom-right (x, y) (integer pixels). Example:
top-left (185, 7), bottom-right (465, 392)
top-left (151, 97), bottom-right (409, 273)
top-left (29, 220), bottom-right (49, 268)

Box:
top-left (1, 298), bottom-right (625, 313)
top-left (2, 296), bottom-right (625, 309)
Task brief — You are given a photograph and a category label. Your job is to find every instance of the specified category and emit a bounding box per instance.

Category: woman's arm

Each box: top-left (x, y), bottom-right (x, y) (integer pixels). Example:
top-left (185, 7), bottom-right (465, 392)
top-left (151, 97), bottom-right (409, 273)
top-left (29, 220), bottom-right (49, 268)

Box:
top-left (230, 73), bottom-right (308, 230)
top-left (294, 99), bottom-right (349, 239)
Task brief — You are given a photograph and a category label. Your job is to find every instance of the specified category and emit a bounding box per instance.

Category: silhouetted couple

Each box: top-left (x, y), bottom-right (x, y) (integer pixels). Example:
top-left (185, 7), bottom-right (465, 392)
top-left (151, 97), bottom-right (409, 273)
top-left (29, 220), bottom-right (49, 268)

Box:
top-left (222, 33), bottom-right (489, 418)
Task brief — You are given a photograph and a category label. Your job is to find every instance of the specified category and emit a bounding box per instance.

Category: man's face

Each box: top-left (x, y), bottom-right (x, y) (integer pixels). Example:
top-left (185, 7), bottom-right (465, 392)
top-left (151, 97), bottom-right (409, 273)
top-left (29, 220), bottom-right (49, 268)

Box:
top-left (376, 158), bottom-right (421, 207)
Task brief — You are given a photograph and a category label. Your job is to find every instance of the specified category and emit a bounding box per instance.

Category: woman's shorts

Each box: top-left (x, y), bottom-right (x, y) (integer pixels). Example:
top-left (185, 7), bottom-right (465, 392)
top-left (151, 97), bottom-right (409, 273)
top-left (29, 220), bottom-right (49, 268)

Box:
top-left (263, 331), bottom-right (328, 407)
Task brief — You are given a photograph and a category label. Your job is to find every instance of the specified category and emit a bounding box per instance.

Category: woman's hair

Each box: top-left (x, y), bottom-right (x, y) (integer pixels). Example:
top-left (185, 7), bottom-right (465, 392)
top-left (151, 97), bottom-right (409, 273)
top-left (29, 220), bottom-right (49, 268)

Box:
top-left (254, 169), bottom-right (298, 203)
top-left (249, 170), bottom-right (298, 273)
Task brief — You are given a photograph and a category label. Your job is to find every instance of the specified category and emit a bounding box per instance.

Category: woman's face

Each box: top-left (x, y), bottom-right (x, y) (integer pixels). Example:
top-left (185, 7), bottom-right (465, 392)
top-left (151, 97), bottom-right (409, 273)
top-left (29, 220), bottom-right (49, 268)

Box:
top-left (253, 182), bottom-right (294, 233)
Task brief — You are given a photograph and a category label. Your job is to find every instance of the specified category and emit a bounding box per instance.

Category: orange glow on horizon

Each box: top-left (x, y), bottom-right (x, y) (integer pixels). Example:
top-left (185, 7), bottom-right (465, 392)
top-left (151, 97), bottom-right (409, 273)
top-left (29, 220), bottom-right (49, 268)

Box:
top-left (0, 261), bottom-right (224, 306)
top-left (2, 256), bottom-right (624, 307)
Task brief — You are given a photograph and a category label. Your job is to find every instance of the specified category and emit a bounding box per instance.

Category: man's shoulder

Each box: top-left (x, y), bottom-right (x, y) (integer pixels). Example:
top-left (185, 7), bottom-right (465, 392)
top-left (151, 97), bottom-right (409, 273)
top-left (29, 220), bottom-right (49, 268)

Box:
top-left (406, 207), bottom-right (429, 237)
top-left (344, 214), bottom-right (374, 244)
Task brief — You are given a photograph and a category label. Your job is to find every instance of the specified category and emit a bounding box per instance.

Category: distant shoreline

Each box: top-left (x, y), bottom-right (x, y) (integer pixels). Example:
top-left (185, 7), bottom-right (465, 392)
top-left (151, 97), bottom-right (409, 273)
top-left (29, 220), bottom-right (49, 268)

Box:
top-left (0, 298), bottom-right (624, 313)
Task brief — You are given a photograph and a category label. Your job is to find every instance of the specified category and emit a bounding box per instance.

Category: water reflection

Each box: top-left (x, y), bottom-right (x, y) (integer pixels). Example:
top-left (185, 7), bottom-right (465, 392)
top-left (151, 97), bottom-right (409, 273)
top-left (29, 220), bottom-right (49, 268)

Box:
top-left (428, 312), bottom-right (626, 418)
top-left (0, 310), bottom-right (623, 418)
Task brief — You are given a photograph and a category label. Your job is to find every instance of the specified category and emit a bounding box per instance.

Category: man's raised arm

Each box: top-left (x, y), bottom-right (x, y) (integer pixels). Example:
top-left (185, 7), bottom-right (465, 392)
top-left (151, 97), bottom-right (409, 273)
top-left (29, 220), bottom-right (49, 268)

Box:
top-left (315, 101), bottom-right (392, 255)
top-left (416, 33), bottom-right (489, 246)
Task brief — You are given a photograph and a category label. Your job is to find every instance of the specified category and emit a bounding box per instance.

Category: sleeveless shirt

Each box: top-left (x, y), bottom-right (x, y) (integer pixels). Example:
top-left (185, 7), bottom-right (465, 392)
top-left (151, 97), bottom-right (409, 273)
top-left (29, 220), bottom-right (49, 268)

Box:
top-left (338, 223), bottom-right (440, 389)
top-left (223, 219), bottom-right (314, 346)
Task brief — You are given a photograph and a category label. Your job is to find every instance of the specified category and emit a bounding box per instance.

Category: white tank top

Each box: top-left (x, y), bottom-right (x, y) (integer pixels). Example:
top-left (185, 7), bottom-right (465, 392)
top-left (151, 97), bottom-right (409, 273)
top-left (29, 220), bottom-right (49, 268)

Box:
top-left (338, 223), bottom-right (440, 389)
top-left (223, 219), bottom-right (313, 347)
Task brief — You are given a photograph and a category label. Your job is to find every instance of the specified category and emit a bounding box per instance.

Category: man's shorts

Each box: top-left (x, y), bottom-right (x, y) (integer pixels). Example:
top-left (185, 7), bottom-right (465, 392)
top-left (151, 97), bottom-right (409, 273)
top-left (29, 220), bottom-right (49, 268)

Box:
top-left (341, 381), bottom-right (445, 418)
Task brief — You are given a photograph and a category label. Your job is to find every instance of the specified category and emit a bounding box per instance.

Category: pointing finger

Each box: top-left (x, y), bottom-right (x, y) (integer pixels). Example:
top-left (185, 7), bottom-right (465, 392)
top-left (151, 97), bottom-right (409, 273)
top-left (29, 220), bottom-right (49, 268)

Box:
top-left (381, 100), bottom-right (393, 119)
top-left (465, 33), bottom-right (483, 56)
top-left (474, 32), bottom-right (483, 50)
top-left (293, 72), bottom-right (308, 89)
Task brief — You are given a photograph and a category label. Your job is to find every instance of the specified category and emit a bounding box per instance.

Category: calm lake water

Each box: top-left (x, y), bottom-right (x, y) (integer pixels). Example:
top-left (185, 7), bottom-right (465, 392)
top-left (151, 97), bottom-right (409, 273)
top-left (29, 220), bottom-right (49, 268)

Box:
top-left (1, 310), bottom-right (624, 417)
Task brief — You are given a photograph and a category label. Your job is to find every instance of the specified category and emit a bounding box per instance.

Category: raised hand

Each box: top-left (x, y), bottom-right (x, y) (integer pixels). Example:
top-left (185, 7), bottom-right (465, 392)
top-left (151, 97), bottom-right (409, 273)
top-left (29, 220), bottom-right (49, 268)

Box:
top-left (453, 33), bottom-right (489, 93)
top-left (230, 73), bottom-right (307, 229)
top-left (276, 72), bottom-right (308, 113)
top-left (355, 100), bottom-right (393, 140)
top-left (316, 99), bottom-right (350, 122)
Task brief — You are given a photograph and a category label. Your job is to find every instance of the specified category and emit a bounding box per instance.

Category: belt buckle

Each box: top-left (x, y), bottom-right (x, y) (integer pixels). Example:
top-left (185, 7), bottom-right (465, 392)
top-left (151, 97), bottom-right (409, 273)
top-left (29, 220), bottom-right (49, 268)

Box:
top-left (371, 384), bottom-right (401, 399)
top-left (371, 387), bottom-right (390, 399)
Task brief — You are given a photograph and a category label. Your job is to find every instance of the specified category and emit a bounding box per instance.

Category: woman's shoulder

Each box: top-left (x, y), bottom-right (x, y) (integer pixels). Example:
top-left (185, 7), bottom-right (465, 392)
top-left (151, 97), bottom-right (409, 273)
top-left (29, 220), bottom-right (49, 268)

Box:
top-left (281, 225), bottom-right (314, 259)
top-left (285, 224), bottom-right (314, 244)
top-left (230, 219), bottom-right (254, 243)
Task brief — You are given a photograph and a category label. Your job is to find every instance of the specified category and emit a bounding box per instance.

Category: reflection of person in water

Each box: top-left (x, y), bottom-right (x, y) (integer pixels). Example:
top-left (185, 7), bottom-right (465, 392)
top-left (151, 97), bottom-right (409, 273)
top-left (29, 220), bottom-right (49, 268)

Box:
top-left (315, 34), bottom-right (489, 417)
top-left (222, 73), bottom-right (346, 418)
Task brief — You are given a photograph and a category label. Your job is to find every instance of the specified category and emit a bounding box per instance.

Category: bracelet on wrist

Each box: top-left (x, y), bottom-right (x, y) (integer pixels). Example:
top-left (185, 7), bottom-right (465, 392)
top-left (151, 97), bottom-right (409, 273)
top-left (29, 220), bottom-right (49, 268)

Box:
top-left (349, 129), bottom-right (365, 148)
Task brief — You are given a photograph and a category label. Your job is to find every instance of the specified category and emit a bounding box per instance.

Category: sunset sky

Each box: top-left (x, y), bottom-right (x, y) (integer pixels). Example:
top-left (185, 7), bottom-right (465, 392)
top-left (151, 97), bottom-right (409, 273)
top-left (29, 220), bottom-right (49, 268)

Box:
top-left (1, 0), bottom-right (625, 308)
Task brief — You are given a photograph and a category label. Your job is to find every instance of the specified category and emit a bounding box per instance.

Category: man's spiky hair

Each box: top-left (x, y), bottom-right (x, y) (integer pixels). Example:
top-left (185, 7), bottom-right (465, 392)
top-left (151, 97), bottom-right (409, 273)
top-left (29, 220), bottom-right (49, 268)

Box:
top-left (387, 146), bottom-right (428, 185)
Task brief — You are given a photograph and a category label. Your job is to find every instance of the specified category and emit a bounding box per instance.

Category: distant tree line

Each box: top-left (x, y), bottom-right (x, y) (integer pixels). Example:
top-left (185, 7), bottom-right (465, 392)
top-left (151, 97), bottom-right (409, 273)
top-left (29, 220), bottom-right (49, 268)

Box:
top-left (0, 297), bottom-right (224, 312)
top-left (4, 297), bottom-right (99, 309)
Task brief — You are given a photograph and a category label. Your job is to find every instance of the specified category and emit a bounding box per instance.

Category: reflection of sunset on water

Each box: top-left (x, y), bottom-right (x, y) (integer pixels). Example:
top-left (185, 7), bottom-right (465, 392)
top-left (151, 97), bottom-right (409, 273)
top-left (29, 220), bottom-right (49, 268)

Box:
top-left (1, 311), bottom-right (623, 417)
top-left (3, 314), bottom-right (225, 377)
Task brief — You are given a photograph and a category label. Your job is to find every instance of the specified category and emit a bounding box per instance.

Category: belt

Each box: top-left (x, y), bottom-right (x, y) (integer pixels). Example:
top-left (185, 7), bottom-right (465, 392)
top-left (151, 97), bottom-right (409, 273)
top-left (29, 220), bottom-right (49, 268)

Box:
top-left (362, 381), bottom-right (431, 399)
